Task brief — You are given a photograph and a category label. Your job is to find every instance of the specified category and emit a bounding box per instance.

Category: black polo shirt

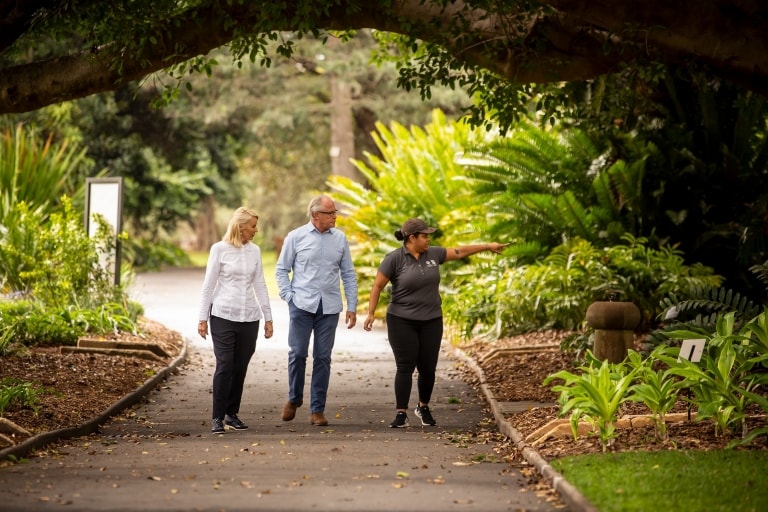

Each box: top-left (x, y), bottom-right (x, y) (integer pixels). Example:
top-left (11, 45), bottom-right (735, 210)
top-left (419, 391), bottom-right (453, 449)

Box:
top-left (378, 245), bottom-right (447, 321)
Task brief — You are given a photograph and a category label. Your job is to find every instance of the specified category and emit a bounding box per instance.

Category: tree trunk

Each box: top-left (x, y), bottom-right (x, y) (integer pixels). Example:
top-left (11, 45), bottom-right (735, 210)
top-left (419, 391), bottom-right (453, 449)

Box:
top-left (328, 38), bottom-right (360, 182)
top-left (194, 195), bottom-right (218, 252)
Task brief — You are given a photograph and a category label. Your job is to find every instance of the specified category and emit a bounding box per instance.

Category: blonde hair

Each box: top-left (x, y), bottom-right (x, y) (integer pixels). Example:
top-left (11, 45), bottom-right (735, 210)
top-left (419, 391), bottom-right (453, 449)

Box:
top-left (223, 206), bottom-right (259, 247)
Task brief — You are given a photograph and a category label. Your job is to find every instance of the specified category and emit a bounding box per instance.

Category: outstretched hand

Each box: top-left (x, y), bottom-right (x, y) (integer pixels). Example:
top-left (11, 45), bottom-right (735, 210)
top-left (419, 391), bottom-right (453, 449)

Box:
top-left (488, 242), bottom-right (508, 254)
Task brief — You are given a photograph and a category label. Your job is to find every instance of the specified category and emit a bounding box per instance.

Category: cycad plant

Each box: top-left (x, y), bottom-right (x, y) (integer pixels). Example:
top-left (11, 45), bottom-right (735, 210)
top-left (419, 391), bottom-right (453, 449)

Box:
top-left (457, 119), bottom-right (652, 261)
top-left (647, 261), bottom-right (767, 351)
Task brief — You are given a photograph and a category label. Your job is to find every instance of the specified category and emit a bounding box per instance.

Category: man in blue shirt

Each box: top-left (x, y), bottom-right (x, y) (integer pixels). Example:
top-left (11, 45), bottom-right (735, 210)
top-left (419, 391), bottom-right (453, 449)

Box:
top-left (276, 194), bottom-right (358, 426)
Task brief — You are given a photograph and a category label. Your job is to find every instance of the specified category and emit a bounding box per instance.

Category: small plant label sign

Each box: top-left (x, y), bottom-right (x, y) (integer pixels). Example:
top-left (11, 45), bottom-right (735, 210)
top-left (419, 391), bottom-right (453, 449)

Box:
top-left (679, 339), bottom-right (706, 363)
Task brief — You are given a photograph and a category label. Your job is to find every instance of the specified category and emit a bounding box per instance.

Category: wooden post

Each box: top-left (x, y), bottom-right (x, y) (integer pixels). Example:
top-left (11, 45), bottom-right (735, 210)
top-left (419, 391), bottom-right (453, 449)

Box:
top-left (586, 301), bottom-right (641, 363)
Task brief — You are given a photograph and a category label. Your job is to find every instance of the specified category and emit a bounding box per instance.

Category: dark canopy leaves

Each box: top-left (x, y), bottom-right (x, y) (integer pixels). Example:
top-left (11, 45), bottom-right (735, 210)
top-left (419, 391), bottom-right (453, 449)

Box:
top-left (1, 0), bottom-right (766, 132)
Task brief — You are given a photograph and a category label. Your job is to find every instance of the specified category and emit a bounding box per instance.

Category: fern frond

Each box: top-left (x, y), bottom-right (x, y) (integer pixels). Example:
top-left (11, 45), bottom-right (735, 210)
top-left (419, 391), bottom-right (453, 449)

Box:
top-left (749, 260), bottom-right (768, 291)
top-left (660, 286), bottom-right (761, 324)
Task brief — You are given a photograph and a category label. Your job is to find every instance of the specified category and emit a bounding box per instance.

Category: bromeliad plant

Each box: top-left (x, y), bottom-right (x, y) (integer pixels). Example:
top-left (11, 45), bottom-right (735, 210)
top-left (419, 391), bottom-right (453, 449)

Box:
top-left (543, 351), bottom-right (639, 452)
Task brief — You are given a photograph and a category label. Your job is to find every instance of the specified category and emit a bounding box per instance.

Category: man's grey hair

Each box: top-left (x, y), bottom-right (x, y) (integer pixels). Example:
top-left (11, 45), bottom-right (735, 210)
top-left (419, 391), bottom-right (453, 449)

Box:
top-left (306, 195), bottom-right (332, 219)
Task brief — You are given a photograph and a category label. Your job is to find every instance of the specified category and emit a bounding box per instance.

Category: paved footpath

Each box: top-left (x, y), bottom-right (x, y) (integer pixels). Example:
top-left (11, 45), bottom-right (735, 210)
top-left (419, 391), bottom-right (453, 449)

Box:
top-left (0, 268), bottom-right (567, 512)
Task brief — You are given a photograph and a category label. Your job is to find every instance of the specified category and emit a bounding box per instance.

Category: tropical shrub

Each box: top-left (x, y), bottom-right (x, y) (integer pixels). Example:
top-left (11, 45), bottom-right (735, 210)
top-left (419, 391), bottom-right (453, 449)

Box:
top-left (482, 236), bottom-right (721, 339)
top-left (626, 347), bottom-right (682, 442)
top-left (1, 196), bottom-right (140, 352)
top-left (458, 119), bottom-right (653, 259)
top-left (544, 351), bottom-right (639, 452)
top-left (1, 196), bottom-right (124, 308)
top-left (656, 310), bottom-right (768, 442)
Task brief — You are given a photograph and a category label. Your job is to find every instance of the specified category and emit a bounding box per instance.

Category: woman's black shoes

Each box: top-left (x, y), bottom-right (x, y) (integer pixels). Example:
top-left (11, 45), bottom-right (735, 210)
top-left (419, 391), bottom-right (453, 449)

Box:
top-left (211, 417), bottom-right (225, 434)
top-left (224, 414), bottom-right (248, 430)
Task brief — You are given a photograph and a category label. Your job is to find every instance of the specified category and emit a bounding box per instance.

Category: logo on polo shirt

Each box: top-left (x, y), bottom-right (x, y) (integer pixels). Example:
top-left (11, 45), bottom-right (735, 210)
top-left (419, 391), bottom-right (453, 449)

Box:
top-left (426, 259), bottom-right (438, 267)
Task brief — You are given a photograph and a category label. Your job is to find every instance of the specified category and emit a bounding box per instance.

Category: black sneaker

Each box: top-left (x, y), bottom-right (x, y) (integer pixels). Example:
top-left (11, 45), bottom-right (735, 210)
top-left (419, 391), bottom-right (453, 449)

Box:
top-left (414, 405), bottom-right (436, 426)
top-left (389, 411), bottom-right (409, 428)
top-left (211, 417), bottom-right (225, 434)
top-left (224, 413), bottom-right (248, 430)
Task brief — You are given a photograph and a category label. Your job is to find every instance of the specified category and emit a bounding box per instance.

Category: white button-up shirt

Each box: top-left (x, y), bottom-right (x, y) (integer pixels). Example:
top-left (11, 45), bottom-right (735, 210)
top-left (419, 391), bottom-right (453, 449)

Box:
top-left (198, 241), bottom-right (272, 323)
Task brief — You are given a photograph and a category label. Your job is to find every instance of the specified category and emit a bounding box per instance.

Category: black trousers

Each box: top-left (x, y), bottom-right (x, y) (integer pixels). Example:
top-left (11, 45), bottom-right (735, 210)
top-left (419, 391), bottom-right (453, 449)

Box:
top-left (210, 315), bottom-right (259, 420)
top-left (385, 314), bottom-right (443, 410)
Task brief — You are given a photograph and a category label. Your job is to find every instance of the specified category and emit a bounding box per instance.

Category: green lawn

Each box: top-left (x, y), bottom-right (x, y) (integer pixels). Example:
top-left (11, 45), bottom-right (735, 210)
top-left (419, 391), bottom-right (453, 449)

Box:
top-left (552, 450), bottom-right (768, 511)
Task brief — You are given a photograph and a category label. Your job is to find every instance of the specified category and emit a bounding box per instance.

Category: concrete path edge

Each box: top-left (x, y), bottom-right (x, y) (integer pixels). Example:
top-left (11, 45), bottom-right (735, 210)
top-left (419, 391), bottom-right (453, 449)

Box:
top-left (0, 339), bottom-right (189, 462)
top-left (452, 346), bottom-right (599, 512)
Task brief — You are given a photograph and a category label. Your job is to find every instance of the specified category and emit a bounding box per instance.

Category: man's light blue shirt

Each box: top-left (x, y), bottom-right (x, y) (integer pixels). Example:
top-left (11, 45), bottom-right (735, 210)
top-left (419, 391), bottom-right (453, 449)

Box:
top-left (275, 222), bottom-right (358, 314)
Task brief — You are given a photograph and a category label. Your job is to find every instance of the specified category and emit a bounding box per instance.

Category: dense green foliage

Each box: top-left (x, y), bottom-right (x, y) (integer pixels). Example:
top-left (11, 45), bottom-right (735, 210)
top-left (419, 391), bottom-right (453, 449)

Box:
top-left (331, 109), bottom-right (491, 314)
top-left (1, 198), bottom-right (116, 304)
top-left (2, 88), bottom-right (232, 241)
top-left (332, 114), bottom-right (724, 341)
top-left (488, 237), bottom-right (720, 336)
top-left (563, 69), bottom-right (768, 299)
top-left (459, 122), bottom-right (651, 258)
top-left (0, 197), bottom-right (140, 353)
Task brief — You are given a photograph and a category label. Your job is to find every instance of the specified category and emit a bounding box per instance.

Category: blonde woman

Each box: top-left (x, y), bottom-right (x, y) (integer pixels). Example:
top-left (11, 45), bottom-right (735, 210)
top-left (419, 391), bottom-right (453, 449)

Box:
top-left (198, 207), bottom-right (274, 434)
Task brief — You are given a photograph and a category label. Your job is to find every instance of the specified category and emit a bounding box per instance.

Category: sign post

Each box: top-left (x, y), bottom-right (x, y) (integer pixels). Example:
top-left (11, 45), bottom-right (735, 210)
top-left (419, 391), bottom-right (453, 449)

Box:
top-left (84, 177), bottom-right (123, 286)
top-left (678, 338), bottom-right (706, 421)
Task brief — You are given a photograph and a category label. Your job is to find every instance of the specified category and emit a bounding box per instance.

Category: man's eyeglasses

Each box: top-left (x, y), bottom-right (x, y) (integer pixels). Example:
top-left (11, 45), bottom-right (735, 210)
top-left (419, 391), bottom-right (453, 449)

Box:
top-left (317, 210), bottom-right (338, 216)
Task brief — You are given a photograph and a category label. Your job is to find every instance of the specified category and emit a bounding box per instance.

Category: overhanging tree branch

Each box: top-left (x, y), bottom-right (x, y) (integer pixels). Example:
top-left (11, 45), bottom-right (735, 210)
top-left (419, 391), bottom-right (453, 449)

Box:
top-left (0, 0), bottom-right (766, 114)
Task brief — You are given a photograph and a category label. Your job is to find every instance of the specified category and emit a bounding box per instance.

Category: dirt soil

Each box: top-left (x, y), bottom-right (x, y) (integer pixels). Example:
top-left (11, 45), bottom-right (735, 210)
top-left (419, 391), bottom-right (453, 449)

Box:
top-left (2, 323), bottom-right (766, 463)
top-left (0, 317), bottom-right (184, 442)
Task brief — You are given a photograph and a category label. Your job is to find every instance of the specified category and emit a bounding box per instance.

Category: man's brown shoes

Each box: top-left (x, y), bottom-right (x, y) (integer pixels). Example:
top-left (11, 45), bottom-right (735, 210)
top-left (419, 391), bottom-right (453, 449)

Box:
top-left (282, 401), bottom-right (327, 426)
top-left (281, 401), bottom-right (301, 421)
top-left (310, 412), bottom-right (328, 426)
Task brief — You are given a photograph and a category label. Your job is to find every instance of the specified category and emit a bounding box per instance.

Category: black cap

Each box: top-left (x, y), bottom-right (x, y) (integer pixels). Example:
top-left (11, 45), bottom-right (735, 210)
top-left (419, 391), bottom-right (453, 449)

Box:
top-left (401, 218), bottom-right (437, 237)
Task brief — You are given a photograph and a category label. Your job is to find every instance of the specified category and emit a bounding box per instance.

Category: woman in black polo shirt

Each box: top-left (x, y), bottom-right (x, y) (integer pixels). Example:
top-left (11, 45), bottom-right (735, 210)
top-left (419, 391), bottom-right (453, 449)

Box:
top-left (363, 218), bottom-right (506, 428)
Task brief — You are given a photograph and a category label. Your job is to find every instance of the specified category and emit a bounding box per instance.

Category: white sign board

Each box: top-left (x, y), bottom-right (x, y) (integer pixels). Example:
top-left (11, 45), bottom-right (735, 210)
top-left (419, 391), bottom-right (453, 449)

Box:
top-left (679, 339), bottom-right (706, 363)
top-left (85, 177), bottom-right (123, 285)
